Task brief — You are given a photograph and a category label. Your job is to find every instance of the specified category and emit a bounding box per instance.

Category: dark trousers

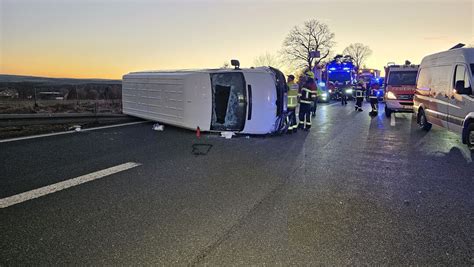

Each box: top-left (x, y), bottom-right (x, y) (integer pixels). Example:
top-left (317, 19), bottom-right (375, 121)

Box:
top-left (311, 98), bottom-right (318, 115)
top-left (370, 97), bottom-right (378, 111)
top-left (299, 103), bottom-right (312, 130)
top-left (355, 97), bottom-right (364, 109)
top-left (341, 94), bottom-right (347, 105)
top-left (286, 108), bottom-right (298, 132)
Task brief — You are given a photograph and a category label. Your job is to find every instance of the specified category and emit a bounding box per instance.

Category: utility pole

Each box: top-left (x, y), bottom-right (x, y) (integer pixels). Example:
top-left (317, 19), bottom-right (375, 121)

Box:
top-left (34, 87), bottom-right (38, 108)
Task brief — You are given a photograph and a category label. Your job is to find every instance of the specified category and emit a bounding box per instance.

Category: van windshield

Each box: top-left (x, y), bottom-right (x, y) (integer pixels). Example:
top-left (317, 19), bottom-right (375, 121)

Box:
top-left (388, 71), bottom-right (417, 85)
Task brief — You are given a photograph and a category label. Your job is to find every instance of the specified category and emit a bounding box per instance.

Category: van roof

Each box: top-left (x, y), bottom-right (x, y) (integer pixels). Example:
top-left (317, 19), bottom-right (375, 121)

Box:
top-left (421, 48), bottom-right (474, 66)
top-left (127, 66), bottom-right (276, 76)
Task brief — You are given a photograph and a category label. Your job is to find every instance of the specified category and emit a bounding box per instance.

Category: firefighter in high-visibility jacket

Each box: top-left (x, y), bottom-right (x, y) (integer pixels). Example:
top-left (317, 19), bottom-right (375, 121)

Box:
top-left (286, 75), bottom-right (299, 133)
top-left (369, 87), bottom-right (379, 115)
top-left (355, 79), bottom-right (365, 111)
top-left (299, 78), bottom-right (317, 130)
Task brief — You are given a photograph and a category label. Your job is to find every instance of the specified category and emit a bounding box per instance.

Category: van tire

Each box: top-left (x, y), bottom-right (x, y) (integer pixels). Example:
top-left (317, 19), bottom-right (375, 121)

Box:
top-left (418, 109), bottom-right (432, 131)
top-left (467, 123), bottom-right (474, 150)
top-left (385, 106), bottom-right (392, 118)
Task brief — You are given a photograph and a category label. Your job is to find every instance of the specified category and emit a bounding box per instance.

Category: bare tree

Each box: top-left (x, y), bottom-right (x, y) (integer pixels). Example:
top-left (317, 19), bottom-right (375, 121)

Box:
top-left (253, 52), bottom-right (283, 68)
top-left (282, 19), bottom-right (336, 70)
top-left (342, 43), bottom-right (372, 70)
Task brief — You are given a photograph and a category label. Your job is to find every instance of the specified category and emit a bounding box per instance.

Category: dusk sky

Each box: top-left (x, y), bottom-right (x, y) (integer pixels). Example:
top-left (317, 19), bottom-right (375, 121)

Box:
top-left (1, 0), bottom-right (472, 79)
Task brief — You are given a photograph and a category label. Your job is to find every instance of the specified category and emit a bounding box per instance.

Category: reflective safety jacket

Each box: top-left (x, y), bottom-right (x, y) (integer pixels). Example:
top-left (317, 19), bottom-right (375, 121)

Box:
top-left (355, 86), bottom-right (365, 98)
top-left (300, 87), bottom-right (316, 104)
top-left (369, 88), bottom-right (378, 99)
top-left (287, 81), bottom-right (299, 109)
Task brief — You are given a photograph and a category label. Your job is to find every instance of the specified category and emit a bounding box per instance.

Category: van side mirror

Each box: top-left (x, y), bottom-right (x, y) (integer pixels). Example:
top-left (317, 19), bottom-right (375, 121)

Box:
top-left (455, 80), bottom-right (464, 91)
top-left (454, 80), bottom-right (473, 95)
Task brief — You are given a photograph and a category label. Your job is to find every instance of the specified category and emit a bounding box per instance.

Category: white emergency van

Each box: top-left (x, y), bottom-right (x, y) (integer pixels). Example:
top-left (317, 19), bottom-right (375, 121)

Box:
top-left (413, 48), bottom-right (474, 149)
top-left (122, 65), bottom-right (288, 135)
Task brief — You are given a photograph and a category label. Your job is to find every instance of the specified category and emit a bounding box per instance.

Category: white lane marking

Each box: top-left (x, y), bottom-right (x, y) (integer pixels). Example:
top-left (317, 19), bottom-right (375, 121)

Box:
top-left (390, 113), bottom-right (396, 126)
top-left (0, 121), bottom-right (146, 143)
top-left (0, 162), bottom-right (141, 208)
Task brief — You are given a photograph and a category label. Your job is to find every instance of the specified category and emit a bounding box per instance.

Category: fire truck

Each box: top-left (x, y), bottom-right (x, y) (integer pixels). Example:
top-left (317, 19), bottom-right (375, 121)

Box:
top-left (325, 57), bottom-right (357, 100)
top-left (383, 62), bottom-right (419, 117)
top-left (357, 68), bottom-right (383, 100)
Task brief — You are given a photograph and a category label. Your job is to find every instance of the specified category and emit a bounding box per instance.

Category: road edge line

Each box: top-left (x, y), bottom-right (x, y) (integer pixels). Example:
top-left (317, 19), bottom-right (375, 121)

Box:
top-left (0, 121), bottom-right (147, 143)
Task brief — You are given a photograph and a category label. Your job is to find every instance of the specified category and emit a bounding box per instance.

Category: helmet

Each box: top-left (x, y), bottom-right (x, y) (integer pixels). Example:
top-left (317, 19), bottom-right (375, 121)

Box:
top-left (305, 71), bottom-right (314, 79)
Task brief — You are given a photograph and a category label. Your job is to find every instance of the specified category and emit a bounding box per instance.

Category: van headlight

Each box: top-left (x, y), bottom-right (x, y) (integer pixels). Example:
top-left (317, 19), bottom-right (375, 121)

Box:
top-left (386, 91), bottom-right (397, 99)
top-left (345, 89), bottom-right (353, 94)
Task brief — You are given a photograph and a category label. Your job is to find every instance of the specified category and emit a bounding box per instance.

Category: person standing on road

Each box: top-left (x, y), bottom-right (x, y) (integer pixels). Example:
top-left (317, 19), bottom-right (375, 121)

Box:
top-left (355, 79), bottom-right (365, 111)
top-left (286, 75), bottom-right (299, 133)
top-left (312, 78), bottom-right (320, 117)
top-left (369, 87), bottom-right (379, 115)
top-left (299, 78), bottom-right (317, 130)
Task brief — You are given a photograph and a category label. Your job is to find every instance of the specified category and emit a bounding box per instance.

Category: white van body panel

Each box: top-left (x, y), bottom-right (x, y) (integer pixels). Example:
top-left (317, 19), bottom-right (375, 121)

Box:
top-left (122, 72), bottom-right (212, 131)
top-left (122, 67), bottom-right (284, 134)
top-left (414, 48), bottom-right (474, 143)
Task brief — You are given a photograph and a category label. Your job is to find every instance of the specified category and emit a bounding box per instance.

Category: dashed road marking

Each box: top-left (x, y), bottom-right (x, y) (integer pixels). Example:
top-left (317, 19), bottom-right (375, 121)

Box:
top-left (0, 162), bottom-right (141, 208)
top-left (390, 113), bottom-right (396, 126)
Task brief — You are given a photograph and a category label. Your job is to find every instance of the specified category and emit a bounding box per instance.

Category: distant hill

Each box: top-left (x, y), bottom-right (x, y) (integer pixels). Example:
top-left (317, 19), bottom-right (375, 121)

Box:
top-left (0, 74), bottom-right (121, 85)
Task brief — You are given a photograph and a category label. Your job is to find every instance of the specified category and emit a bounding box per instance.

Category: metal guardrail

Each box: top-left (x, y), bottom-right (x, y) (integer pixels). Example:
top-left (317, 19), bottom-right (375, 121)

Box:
top-left (0, 113), bottom-right (140, 127)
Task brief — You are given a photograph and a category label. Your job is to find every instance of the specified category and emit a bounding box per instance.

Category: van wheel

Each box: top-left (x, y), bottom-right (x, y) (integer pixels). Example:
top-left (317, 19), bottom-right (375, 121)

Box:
top-left (467, 124), bottom-right (474, 150)
top-left (418, 109), bottom-right (432, 131)
top-left (385, 106), bottom-right (392, 118)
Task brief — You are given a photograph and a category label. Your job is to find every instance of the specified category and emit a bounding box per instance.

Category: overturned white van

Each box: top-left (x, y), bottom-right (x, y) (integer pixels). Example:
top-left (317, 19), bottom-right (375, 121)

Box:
top-left (122, 66), bottom-right (288, 134)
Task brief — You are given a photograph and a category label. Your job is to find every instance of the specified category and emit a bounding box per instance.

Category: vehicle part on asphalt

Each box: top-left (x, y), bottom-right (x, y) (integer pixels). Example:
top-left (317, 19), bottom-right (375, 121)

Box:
top-left (191, 144), bottom-right (213, 156)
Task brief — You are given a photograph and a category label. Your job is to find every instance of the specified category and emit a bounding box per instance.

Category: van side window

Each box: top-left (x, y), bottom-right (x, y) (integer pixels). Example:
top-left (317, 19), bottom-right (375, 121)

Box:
top-left (453, 65), bottom-right (473, 95)
top-left (463, 69), bottom-right (471, 90)
top-left (210, 73), bottom-right (247, 131)
top-left (454, 65), bottom-right (466, 88)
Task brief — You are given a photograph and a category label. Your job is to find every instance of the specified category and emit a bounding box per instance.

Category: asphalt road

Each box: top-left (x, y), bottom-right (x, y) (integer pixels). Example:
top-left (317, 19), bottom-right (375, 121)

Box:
top-left (1, 102), bottom-right (472, 265)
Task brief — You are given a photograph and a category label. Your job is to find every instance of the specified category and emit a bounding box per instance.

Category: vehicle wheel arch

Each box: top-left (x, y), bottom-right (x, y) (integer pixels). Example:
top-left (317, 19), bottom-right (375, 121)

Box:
top-left (415, 103), bottom-right (426, 124)
top-left (462, 114), bottom-right (474, 145)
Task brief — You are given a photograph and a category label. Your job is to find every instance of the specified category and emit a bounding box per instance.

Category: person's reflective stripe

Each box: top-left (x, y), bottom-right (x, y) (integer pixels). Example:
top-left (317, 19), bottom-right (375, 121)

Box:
top-left (288, 95), bottom-right (298, 108)
top-left (301, 88), bottom-right (313, 93)
top-left (369, 96), bottom-right (378, 98)
top-left (300, 100), bottom-right (312, 104)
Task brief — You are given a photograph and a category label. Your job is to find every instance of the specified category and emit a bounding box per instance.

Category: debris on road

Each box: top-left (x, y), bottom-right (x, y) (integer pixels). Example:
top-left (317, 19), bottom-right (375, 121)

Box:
top-left (191, 144), bottom-right (213, 156)
top-left (220, 131), bottom-right (235, 139)
top-left (152, 123), bottom-right (164, 131)
top-left (68, 125), bottom-right (82, 132)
